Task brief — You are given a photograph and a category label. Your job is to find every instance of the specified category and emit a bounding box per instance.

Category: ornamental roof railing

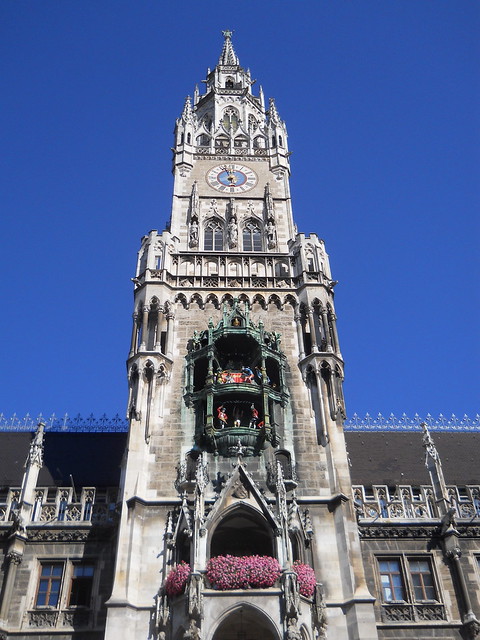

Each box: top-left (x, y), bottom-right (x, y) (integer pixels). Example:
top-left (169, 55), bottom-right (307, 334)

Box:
top-left (0, 412), bottom-right (478, 433)
top-left (0, 413), bottom-right (129, 432)
top-left (344, 412), bottom-right (480, 432)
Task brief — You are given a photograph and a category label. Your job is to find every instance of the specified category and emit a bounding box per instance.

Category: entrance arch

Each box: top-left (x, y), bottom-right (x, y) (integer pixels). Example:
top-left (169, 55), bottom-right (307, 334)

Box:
top-left (211, 605), bottom-right (279, 640)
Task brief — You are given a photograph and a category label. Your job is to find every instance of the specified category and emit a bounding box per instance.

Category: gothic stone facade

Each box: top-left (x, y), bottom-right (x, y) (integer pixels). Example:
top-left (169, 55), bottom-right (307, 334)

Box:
top-left (1, 32), bottom-right (479, 640)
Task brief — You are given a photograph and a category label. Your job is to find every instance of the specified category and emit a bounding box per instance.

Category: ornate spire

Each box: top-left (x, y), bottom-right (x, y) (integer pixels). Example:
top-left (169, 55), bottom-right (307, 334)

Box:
top-left (268, 97), bottom-right (281, 125)
top-left (26, 421), bottom-right (45, 468)
top-left (218, 30), bottom-right (239, 66)
top-left (180, 96), bottom-right (193, 123)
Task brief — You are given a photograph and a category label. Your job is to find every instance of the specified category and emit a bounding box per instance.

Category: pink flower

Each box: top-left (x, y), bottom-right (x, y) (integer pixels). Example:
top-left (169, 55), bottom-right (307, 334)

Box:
top-left (165, 561), bottom-right (191, 597)
top-left (292, 561), bottom-right (316, 598)
top-left (207, 555), bottom-right (281, 590)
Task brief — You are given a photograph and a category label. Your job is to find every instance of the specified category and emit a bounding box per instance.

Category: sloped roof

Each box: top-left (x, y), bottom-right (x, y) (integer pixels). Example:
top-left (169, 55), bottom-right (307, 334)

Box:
top-left (0, 432), bottom-right (127, 487)
top-left (345, 431), bottom-right (480, 486)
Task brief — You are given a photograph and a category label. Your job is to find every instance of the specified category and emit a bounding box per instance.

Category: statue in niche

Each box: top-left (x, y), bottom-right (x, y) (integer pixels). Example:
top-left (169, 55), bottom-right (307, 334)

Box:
top-left (183, 619), bottom-right (201, 640)
top-left (208, 199), bottom-right (219, 216)
top-left (267, 219), bottom-right (277, 248)
top-left (217, 405), bottom-right (228, 428)
top-left (249, 404), bottom-right (259, 428)
top-left (189, 219), bottom-right (199, 247)
top-left (227, 217), bottom-right (238, 248)
top-left (241, 366), bottom-right (254, 383)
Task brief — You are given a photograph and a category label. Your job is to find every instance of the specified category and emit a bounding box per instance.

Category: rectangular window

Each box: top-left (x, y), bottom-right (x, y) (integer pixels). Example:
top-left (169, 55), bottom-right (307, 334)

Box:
top-left (377, 556), bottom-right (438, 603)
top-left (379, 559), bottom-right (405, 601)
top-left (204, 229), bottom-right (213, 251)
top-left (409, 559), bottom-right (436, 601)
top-left (376, 555), bottom-right (444, 623)
top-left (243, 230), bottom-right (252, 252)
top-left (252, 231), bottom-right (262, 251)
top-left (68, 564), bottom-right (94, 607)
top-left (36, 563), bottom-right (64, 607)
top-left (213, 229), bottom-right (223, 251)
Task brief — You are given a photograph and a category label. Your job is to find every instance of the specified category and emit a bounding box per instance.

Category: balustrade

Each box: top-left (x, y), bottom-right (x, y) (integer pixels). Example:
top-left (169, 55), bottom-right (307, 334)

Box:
top-left (0, 487), bottom-right (116, 524)
top-left (353, 484), bottom-right (480, 521)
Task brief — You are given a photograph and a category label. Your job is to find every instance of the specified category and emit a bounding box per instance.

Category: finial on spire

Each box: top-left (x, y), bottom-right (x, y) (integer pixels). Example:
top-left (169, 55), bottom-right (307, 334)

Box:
top-left (268, 97), bottom-right (281, 124)
top-left (180, 96), bottom-right (193, 123)
top-left (26, 421), bottom-right (45, 468)
top-left (218, 30), bottom-right (239, 66)
top-left (422, 422), bottom-right (438, 462)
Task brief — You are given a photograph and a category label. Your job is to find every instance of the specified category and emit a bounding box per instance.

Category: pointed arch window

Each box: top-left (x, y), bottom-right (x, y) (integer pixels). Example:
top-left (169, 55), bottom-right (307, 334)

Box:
top-left (222, 107), bottom-right (239, 133)
top-left (243, 222), bottom-right (262, 252)
top-left (204, 221), bottom-right (224, 251)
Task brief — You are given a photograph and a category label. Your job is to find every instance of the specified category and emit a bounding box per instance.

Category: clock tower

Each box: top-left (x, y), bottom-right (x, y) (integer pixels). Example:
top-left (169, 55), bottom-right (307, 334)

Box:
top-left (105, 31), bottom-right (378, 640)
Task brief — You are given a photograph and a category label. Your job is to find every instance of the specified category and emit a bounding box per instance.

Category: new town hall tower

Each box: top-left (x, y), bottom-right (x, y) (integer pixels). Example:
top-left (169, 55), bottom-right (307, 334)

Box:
top-left (104, 32), bottom-right (378, 640)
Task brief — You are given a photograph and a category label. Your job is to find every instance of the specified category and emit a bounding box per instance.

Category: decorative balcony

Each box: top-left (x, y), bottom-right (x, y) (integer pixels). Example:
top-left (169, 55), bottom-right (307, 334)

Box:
top-left (210, 425), bottom-right (268, 457)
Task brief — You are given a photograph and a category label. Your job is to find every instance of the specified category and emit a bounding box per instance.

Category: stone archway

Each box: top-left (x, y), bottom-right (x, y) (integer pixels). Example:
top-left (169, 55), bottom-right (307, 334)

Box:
top-left (211, 606), bottom-right (278, 640)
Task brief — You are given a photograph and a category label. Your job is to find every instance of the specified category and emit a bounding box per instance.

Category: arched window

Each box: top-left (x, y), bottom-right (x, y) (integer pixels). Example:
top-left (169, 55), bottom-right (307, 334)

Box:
top-left (222, 106), bottom-right (239, 133)
top-left (204, 221), bottom-right (224, 251)
top-left (275, 261), bottom-right (289, 277)
top-left (215, 135), bottom-right (229, 149)
top-left (225, 76), bottom-right (234, 88)
top-left (243, 222), bottom-right (262, 252)
top-left (278, 135), bottom-right (283, 147)
top-left (210, 509), bottom-right (274, 557)
top-left (186, 133), bottom-right (191, 144)
top-left (196, 133), bottom-right (210, 147)
top-left (234, 136), bottom-right (248, 148)
top-left (203, 115), bottom-right (212, 131)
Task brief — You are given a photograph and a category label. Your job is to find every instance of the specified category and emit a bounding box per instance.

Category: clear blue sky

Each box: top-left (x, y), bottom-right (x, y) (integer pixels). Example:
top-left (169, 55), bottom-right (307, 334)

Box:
top-left (1, 1), bottom-right (479, 421)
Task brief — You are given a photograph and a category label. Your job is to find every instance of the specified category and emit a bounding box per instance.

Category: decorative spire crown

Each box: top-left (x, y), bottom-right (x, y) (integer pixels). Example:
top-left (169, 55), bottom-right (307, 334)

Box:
top-left (218, 30), bottom-right (239, 66)
top-left (180, 96), bottom-right (193, 123)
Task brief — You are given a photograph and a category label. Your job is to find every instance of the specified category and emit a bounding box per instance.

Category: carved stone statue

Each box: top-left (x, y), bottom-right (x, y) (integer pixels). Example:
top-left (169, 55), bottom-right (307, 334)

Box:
top-left (267, 220), bottom-right (277, 248)
top-left (189, 220), bottom-right (199, 248)
top-left (183, 619), bottom-right (201, 640)
top-left (227, 218), bottom-right (238, 248)
top-left (285, 617), bottom-right (301, 640)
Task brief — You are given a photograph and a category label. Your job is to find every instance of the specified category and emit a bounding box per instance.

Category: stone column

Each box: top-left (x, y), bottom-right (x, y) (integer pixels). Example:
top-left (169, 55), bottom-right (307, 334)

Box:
top-left (139, 305), bottom-right (149, 351)
top-left (314, 369), bottom-right (328, 443)
top-left (166, 311), bottom-right (175, 359)
top-left (129, 312), bottom-right (138, 358)
top-left (155, 307), bottom-right (163, 351)
top-left (320, 308), bottom-right (332, 352)
top-left (294, 314), bottom-right (305, 360)
top-left (329, 310), bottom-right (341, 355)
top-left (306, 307), bottom-right (318, 353)
top-left (447, 547), bottom-right (480, 635)
top-left (0, 550), bottom-right (23, 620)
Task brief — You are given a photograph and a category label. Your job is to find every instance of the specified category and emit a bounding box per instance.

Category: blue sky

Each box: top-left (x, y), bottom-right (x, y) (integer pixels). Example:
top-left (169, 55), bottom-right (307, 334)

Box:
top-left (1, 1), bottom-right (479, 421)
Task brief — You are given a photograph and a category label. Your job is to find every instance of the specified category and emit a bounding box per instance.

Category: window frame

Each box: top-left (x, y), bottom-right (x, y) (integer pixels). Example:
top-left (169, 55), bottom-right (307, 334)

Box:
top-left (34, 559), bottom-right (96, 611)
top-left (35, 562), bottom-right (65, 608)
top-left (243, 221), bottom-right (262, 252)
top-left (67, 562), bottom-right (95, 609)
top-left (204, 221), bottom-right (224, 251)
top-left (376, 554), bottom-right (440, 605)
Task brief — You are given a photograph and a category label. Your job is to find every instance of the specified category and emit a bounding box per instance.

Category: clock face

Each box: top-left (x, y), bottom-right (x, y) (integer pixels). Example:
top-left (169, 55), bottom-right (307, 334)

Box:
top-left (207, 164), bottom-right (257, 193)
